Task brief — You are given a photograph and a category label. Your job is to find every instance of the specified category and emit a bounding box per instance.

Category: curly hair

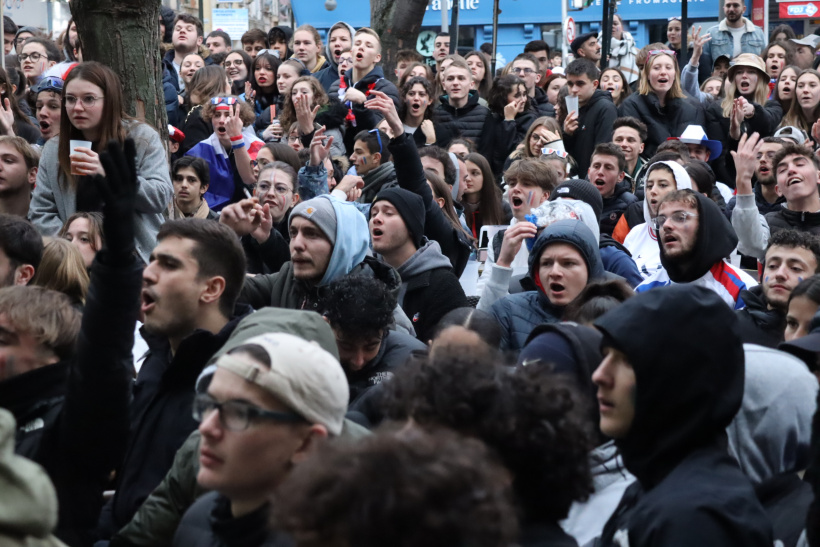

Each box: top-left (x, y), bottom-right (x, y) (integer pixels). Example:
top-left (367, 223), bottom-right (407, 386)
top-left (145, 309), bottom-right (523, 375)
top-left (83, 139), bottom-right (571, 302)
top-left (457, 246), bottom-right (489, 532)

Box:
top-left (563, 279), bottom-right (634, 325)
top-left (273, 428), bottom-right (518, 547)
top-left (279, 75), bottom-right (328, 131)
top-left (319, 273), bottom-right (397, 339)
top-left (200, 95), bottom-right (256, 126)
top-left (766, 229), bottom-right (820, 272)
top-left (487, 74), bottom-right (528, 115)
top-left (399, 76), bottom-right (435, 122)
top-left (382, 345), bottom-right (594, 523)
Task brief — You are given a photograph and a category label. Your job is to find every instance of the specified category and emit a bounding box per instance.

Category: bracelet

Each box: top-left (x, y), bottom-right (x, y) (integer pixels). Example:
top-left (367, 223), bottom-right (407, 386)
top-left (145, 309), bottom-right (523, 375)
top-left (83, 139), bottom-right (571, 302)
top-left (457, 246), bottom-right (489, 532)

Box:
top-left (232, 141), bottom-right (246, 150)
top-left (229, 135), bottom-right (243, 142)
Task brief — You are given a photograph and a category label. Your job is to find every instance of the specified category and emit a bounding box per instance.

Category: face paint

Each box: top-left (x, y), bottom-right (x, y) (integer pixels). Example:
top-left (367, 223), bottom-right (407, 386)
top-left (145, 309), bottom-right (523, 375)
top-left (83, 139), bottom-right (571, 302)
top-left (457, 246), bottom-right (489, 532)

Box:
top-left (764, 276), bottom-right (769, 283)
top-left (799, 277), bottom-right (805, 282)
top-left (362, 157), bottom-right (367, 165)
top-left (528, 191), bottom-right (534, 207)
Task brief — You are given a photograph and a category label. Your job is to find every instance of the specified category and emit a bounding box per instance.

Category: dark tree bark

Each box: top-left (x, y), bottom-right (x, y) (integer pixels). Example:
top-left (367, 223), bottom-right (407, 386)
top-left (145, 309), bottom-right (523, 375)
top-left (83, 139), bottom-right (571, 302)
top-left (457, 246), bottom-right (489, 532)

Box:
top-left (371, 0), bottom-right (429, 82)
top-left (71, 0), bottom-right (167, 137)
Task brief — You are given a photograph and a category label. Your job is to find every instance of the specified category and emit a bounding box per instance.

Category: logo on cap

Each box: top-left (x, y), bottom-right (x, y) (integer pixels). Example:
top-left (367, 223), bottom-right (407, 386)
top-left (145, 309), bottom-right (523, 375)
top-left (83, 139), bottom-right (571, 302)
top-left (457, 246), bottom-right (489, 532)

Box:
top-left (305, 207), bottom-right (316, 215)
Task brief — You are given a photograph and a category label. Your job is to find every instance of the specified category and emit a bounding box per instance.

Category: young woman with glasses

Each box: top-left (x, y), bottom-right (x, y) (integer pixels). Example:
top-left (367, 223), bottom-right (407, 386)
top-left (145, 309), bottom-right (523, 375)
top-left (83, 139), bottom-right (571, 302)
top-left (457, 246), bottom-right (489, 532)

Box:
top-left (30, 61), bottom-right (172, 264)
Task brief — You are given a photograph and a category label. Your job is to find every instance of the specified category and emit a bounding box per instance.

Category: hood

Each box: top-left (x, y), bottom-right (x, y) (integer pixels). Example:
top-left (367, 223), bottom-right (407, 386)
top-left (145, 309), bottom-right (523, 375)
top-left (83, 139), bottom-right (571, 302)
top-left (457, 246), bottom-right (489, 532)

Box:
top-left (642, 161), bottom-right (693, 225)
top-left (594, 284), bottom-right (746, 487)
top-left (268, 25), bottom-right (294, 58)
top-left (396, 239), bottom-right (453, 281)
top-left (160, 7), bottom-right (176, 43)
top-left (527, 219), bottom-right (605, 282)
top-left (582, 89), bottom-right (614, 110)
top-left (0, 408), bottom-right (59, 540)
top-left (658, 191), bottom-right (738, 283)
top-left (547, 199), bottom-right (601, 243)
top-left (727, 344), bottom-right (818, 484)
top-left (324, 21), bottom-right (356, 71)
top-left (315, 195), bottom-right (371, 287)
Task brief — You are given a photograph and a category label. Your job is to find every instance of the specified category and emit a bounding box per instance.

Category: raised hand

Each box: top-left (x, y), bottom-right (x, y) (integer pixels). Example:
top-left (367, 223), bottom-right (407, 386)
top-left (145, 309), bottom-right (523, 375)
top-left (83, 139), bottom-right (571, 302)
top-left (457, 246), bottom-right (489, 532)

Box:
top-left (309, 126), bottom-right (334, 167)
top-left (730, 132), bottom-right (761, 195)
top-left (365, 90), bottom-right (403, 137)
top-left (93, 139), bottom-right (139, 260)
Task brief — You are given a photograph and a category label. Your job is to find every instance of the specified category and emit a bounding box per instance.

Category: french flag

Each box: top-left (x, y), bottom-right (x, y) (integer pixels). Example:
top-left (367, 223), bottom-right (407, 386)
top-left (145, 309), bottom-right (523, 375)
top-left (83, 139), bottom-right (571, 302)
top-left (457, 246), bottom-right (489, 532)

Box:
top-left (185, 128), bottom-right (264, 211)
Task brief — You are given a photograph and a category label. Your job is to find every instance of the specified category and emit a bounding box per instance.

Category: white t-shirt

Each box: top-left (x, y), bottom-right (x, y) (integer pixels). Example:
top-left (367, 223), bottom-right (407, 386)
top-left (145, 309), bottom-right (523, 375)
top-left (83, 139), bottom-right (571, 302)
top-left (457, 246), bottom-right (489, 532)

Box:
top-left (729, 26), bottom-right (745, 58)
top-left (403, 123), bottom-right (418, 135)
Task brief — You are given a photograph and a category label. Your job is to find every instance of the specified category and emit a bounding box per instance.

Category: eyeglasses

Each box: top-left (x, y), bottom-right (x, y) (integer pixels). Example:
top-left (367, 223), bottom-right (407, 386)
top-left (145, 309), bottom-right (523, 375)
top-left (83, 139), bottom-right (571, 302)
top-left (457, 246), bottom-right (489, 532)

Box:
top-left (531, 133), bottom-right (554, 145)
top-left (211, 96), bottom-right (238, 105)
top-left (287, 135), bottom-right (300, 143)
top-left (19, 52), bottom-right (46, 62)
top-left (541, 147), bottom-right (569, 158)
top-left (339, 56), bottom-right (354, 65)
top-left (651, 211), bottom-right (698, 230)
top-left (31, 76), bottom-right (64, 94)
top-left (368, 128), bottom-right (383, 154)
top-left (224, 59), bottom-right (245, 67)
top-left (511, 67), bottom-right (536, 75)
top-left (648, 49), bottom-right (675, 57)
top-left (192, 393), bottom-right (304, 432)
top-left (65, 95), bottom-right (104, 108)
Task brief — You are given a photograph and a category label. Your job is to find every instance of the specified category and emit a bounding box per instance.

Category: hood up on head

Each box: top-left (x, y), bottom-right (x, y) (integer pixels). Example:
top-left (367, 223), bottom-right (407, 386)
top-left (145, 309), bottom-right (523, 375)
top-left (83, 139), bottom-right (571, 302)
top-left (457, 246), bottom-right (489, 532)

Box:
top-left (594, 284), bottom-right (746, 487)
top-left (527, 219), bottom-right (606, 286)
top-left (324, 21), bottom-right (356, 71)
top-left (642, 160), bottom-right (692, 225)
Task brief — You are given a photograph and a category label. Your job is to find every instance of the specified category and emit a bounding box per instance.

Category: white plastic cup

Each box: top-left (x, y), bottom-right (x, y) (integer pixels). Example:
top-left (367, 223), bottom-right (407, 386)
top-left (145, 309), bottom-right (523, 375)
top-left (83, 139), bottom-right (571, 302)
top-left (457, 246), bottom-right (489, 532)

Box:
top-left (69, 140), bottom-right (92, 176)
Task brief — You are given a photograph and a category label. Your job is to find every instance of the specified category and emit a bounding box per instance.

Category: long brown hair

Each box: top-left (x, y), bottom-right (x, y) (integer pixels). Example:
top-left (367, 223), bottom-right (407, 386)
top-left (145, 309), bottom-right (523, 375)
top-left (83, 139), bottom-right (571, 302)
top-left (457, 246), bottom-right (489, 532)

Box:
top-left (637, 51), bottom-right (686, 101)
top-left (782, 69), bottom-right (820, 132)
top-left (425, 168), bottom-right (473, 243)
top-left (464, 50), bottom-right (492, 99)
top-left (58, 62), bottom-right (131, 188)
top-left (279, 75), bottom-right (327, 130)
top-left (463, 153), bottom-right (505, 228)
top-left (0, 68), bottom-right (34, 129)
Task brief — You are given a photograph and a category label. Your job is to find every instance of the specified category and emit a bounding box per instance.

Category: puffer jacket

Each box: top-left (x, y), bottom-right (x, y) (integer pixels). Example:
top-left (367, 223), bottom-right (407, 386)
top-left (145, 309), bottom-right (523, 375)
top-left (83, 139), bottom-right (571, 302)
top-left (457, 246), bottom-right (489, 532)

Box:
top-left (434, 90), bottom-right (490, 144)
top-left (491, 219), bottom-right (606, 351)
top-left (564, 89), bottom-right (618, 177)
top-left (600, 185), bottom-right (638, 236)
top-left (618, 91), bottom-right (706, 157)
top-left (735, 286), bottom-right (786, 349)
top-left (766, 207), bottom-right (820, 237)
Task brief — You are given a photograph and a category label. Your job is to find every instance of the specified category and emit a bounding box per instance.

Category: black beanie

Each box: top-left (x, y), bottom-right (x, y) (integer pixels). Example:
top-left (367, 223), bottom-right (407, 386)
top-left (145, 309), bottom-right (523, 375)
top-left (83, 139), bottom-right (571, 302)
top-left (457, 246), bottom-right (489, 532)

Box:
top-left (372, 188), bottom-right (426, 249)
top-left (550, 178), bottom-right (604, 220)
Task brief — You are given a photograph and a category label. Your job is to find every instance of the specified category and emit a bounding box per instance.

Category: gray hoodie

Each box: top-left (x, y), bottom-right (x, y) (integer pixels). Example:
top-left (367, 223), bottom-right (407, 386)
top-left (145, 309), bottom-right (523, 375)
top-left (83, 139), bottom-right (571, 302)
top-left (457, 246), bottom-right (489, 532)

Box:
top-left (395, 239), bottom-right (453, 305)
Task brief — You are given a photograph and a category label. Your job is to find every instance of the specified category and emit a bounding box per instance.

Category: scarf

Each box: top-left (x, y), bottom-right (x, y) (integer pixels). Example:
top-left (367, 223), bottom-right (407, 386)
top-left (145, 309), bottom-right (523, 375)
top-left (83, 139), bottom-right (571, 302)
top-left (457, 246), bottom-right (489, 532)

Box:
top-left (168, 197), bottom-right (212, 219)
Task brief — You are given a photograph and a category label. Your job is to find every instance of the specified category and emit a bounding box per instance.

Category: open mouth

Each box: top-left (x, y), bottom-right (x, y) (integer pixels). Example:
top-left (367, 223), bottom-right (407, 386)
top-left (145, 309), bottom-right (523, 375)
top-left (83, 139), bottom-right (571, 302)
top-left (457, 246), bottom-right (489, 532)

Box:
top-left (355, 52), bottom-right (364, 62)
top-left (141, 290), bottom-right (156, 314)
top-left (657, 78), bottom-right (669, 86)
top-left (217, 127), bottom-right (227, 135)
top-left (511, 196), bottom-right (524, 208)
top-left (594, 178), bottom-right (606, 188)
top-left (39, 120), bottom-right (50, 131)
top-left (788, 177), bottom-right (801, 186)
top-left (782, 86), bottom-right (792, 93)
top-left (334, 48), bottom-right (342, 58)
top-left (372, 227), bottom-right (384, 237)
top-left (759, 166), bottom-right (770, 177)
top-left (549, 282), bottom-right (565, 293)
top-left (604, 85), bottom-right (616, 92)
top-left (258, 77), bottom-right (267, 84)
top-left (663, 234), bottom-right (679, 246)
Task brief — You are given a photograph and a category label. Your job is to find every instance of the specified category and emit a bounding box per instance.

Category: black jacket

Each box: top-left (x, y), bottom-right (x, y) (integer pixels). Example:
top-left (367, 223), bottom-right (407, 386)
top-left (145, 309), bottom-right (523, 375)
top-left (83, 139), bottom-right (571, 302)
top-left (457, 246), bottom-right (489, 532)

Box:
top-left (409, 117), bottom-right (458, 149)
top-left (0, 253), bottom-right (141, 547)
top-left (756, 473), bottom-right (813, 547)
top-left (618, 91), bottom-right (706, 157)
top-left (434, 90), bottom-right (490, 144)
top-left (389, 132), bottom-right (473, 276)
top-left (532, 86), bottom-right (555, 118)
top-left (179, 105), bottom-right (211, 157)
top-left (241, 228), bottom-right (290, 275)
top-left (563, 89), bottom-right (618, 177)
top-left (595, 285), bottom-right (773, 546)
top-left (346, 330), bottom-right (426, 404)
top-left (735, 285), bottom-right (786, 349)
top-left (106, 306), bottom-right (253, 533)
top-left (478, 110), bottom-right (537, 178)
top-left (172, 491), bottom-right (294, 547)
top-left (600, 185), bottom-right (638, 236)
top-left (766, 206), bottom-right (820, 237)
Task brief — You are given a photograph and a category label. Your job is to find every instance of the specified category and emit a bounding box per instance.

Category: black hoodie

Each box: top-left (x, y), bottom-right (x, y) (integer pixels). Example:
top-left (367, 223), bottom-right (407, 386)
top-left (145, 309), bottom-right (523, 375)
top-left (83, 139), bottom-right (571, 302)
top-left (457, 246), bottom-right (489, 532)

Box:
top-left (594, 285), bottom-right (773, 546)
top-left (563, 89), bottom-right (617, 177)
top-left (659, 191), bottom-right (738, 283)
top-left (734, 285), bottom-right (786, 348)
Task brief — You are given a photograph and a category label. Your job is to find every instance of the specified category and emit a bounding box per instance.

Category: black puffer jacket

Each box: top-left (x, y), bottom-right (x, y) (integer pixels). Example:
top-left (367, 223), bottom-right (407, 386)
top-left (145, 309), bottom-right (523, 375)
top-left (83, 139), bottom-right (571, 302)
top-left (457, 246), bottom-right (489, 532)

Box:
top-left (104, 306), bottom-right (253, 534)
top-left (600, 185), bottom-right (638, 236)
top-left (563, 89), bottom-right (618, 177)
top-left (735, 285), bottom-right (786, 349)
top-left (479, 110), bottom-right (537, 178)
top-left (532, 86), bottom-right (555, 117)
top-left (434, 90), bottom-right (490, 144)
top-left (595, 285), bottom-right (773, 546)
top-left (0, 252), bottom-right (141, 547)
top-left (618, 91), bottom-right (706, 157)
top-left (766, 206), bottom-right (820, 237)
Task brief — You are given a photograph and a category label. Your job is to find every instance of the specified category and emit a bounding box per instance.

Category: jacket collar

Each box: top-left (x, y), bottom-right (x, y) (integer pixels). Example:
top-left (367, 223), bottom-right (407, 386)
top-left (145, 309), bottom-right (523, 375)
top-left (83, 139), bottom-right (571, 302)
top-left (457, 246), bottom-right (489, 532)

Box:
top-left (718, 16), bottom-right (755, 33)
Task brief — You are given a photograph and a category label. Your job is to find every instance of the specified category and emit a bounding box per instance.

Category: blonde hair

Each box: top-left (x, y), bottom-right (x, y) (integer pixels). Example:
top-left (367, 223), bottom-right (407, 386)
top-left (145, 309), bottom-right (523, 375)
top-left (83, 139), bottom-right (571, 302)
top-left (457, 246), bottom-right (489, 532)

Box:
top-left (0, 285), bottom-right (81, 361)
top-left (638, 52), bottom-right (686, 100)
top-left (721, 67), bottom-right (770, 117)
top-left (782, 69), bottom-right (820, 132)
top-left (31, 238), bottom-right (89, 306)
top-left (355, 28), bottom-right (382, 53)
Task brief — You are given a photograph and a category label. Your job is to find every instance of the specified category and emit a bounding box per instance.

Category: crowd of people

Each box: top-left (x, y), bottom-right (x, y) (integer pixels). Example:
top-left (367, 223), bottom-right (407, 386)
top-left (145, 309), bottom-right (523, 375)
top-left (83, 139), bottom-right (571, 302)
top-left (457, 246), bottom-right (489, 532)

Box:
top-left (3, 2), bottom-right (820, 546)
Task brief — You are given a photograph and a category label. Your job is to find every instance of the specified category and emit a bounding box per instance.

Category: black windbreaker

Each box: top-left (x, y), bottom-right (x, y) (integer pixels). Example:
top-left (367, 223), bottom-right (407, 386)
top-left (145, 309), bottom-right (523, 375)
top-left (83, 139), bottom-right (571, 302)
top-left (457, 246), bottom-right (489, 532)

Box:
top-left (594, 285), bottom-right (773, 546)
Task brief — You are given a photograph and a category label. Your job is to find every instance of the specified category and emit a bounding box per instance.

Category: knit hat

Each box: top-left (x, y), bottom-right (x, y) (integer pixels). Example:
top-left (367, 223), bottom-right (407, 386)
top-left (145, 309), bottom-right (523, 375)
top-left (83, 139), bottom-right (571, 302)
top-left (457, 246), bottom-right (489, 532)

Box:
top-left (550, 178), bottom-right (603, 220)
top-left (211, 332), bottom-right (349, 435)
top-left (290, 197), bottom-right (338, 246)
top-left (372, 187), bottom-right (426, 249)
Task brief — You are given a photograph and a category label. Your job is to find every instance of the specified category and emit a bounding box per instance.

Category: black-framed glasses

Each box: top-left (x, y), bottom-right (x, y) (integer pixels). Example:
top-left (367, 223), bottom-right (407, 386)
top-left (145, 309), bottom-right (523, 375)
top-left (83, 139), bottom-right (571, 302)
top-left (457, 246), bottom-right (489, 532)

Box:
top-left (651, 211), bottom-right (698, 230)
top-left (19, 52), bottom-right (46, 62)
top-left (368, 128), bottom-right (383, 154)
top-left (32, 76), bottom-right (64, 95)
top-left (193, 393), bottom-right (304, 432)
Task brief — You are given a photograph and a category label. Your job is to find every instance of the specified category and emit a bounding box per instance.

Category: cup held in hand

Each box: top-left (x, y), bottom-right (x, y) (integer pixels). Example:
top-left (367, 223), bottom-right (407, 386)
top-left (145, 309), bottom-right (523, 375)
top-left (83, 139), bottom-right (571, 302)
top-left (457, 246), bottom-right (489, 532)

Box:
top-left (69, 140), bottom-right (92, 176)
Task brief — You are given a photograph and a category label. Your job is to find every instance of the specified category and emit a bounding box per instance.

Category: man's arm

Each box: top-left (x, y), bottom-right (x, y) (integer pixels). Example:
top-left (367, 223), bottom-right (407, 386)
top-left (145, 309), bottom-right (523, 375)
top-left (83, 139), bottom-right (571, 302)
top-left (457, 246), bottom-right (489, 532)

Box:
top-left (730, 133), bottom-right (770, 260)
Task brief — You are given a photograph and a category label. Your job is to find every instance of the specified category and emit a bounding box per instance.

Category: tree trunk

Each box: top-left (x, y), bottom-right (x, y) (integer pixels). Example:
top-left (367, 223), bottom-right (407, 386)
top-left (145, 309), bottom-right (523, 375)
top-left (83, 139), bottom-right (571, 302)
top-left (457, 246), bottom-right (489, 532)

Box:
top-left (71, 0), bottom-right (167, 138)
top-left (371, 0), bottom-right (430, 82)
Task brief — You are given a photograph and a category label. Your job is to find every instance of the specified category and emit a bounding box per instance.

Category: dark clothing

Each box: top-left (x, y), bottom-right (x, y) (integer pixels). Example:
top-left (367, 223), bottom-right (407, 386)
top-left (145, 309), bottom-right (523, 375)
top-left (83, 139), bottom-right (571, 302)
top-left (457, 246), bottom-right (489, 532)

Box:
top-left (434, 91), bottom-right (490, 144)
top-left (735, 285), bottom-right (786, 349)
top-left (599, 235), bottom-right (643, 288)
top-left (766, 206), bottom-right (820, 237)
top-left (346, 330), bottom-right (425, 404)
top-left (478, 110), bottom-right (537, 178)
top-left (179, 106), bottom-right (211, 157)
top-left (241, 229), bottom-right (290, 275)
top-left (15, 118), bottom-right (41, 145)
top-left (164, 68), bottom-right (181, 128)
top-left (172, 492), bottom-right (293, 547)
top-left (0, 253), bottom-right (141, 547)
top-left (563, 89), bottom-right (618, 177)
top-left (755, 473), bottom-right (813, 547)
top-left (618, 92), bottom-right (706, 157)
top-left (520, 521), bottom-right (578, 547)
top-left (409, 117), bottom-right (458, 149)
top-left (600, 185), bottom-right (638, 236)
top-left (105, 306), bottom-right (253, 534)
top-left (594, 285), bottom-right (773, 546)
top-left (532, 87), bottom-right (555, 118)
top-left (727, 181), bottom-right (784, 217)
top-left (389, 132), bottom-right (473, 276)
top-left (359, 162), bottom-right (398, 204)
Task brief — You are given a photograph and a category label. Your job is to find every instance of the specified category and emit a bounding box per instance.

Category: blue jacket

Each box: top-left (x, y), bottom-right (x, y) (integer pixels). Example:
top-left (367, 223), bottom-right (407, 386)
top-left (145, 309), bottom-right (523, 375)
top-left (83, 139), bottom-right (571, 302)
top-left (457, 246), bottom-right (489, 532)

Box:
top-left (491, 219), bottom-right (606, 351)
top-left (700, 18), bottom-right (766, 82)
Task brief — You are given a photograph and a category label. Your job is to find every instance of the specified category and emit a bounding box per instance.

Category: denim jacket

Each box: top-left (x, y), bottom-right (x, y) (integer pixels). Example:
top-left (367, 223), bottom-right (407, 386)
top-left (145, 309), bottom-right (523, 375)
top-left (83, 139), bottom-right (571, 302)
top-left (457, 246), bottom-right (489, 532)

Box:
top-left (701, 18), bottom-right (765, 78)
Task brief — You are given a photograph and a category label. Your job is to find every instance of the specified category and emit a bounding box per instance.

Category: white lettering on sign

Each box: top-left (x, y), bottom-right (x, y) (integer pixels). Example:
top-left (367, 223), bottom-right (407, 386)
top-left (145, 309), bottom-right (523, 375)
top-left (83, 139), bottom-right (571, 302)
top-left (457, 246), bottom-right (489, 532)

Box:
top-left (622, 0), bottom-right (706, 5)
top-left (426, 0), bottom-right (480, 11)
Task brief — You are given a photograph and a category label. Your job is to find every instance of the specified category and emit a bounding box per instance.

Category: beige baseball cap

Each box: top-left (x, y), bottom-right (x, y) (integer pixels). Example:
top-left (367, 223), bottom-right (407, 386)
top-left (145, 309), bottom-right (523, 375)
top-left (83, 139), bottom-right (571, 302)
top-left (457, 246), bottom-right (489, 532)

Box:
top-left (214, 332), bottom-right (349, 436)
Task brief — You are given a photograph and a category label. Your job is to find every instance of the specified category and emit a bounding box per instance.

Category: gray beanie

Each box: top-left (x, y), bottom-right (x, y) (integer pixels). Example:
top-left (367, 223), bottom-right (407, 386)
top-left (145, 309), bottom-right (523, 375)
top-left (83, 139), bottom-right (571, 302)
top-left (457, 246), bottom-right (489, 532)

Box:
top-left (289, 196), bottom-right (337, 246)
